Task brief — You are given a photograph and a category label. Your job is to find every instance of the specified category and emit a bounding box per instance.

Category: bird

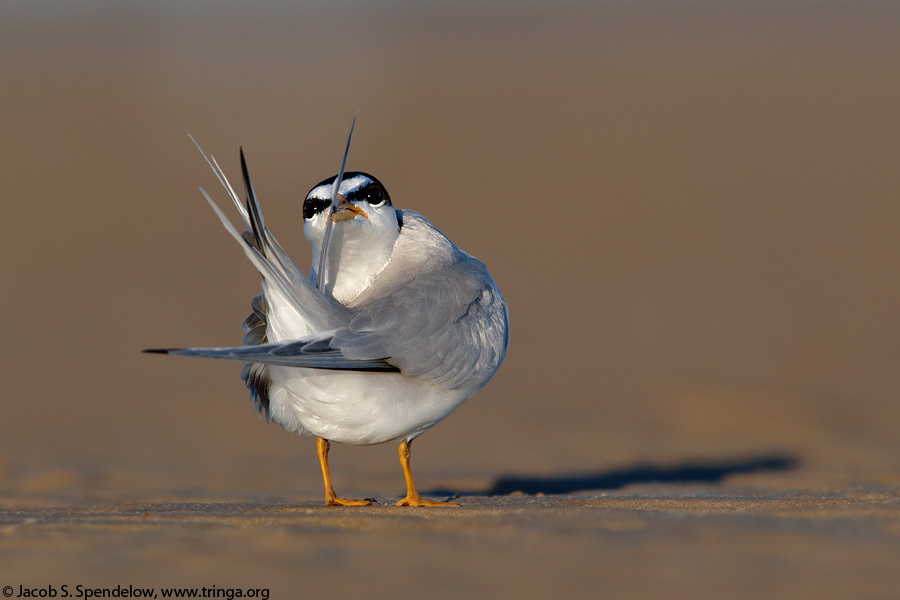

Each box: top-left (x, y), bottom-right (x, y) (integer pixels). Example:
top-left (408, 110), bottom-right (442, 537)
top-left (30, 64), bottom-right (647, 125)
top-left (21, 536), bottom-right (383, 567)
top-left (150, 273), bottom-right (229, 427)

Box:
top-left (146, 124), bottom-right (509, 507)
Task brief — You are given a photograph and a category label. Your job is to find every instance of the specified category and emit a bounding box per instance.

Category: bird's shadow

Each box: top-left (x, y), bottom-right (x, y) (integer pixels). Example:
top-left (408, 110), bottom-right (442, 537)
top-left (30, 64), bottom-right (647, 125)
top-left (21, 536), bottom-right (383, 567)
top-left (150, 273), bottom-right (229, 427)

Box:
top-left (426, 453), bottom-right (798, 497)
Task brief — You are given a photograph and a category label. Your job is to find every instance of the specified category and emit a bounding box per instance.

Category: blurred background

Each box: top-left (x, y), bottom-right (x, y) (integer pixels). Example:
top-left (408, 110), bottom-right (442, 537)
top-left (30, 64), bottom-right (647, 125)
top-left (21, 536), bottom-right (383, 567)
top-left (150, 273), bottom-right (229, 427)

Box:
top-left (1, 0), bottom-right (899, 504)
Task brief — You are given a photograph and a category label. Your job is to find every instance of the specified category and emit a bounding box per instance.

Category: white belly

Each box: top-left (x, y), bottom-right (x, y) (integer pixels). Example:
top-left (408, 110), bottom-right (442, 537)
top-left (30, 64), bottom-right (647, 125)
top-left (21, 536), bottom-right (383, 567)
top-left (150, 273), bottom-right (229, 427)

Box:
top-left (262, 284), bottom-right (470, 445)
top-left (266, 366), bottom-right (469, 445)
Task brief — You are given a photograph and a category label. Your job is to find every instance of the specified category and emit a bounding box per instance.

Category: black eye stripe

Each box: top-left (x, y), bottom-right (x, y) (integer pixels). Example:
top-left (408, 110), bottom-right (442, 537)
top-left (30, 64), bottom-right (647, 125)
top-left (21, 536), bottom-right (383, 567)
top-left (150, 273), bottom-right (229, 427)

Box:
top-left (302, 197), bottom-right (332, 220)
top-left (345, 182), bottom-right (385, 206)
top-left (303, 172), bottom-right (391, 220)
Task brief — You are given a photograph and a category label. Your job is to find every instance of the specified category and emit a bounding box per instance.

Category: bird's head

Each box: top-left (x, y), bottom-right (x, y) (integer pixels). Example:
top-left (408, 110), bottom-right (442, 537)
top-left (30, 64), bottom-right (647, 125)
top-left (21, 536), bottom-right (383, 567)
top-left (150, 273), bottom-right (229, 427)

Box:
top-left (303, 172), bottom-right (401, 298)
top-left (303, 172), bottom-right (398, 245)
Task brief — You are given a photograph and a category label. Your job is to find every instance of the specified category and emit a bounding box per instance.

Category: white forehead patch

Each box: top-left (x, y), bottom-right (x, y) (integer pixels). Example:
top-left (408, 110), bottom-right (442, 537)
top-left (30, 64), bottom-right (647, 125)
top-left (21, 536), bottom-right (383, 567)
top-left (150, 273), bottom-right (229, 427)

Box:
top-left (307, 175), bottom-right (373, 201)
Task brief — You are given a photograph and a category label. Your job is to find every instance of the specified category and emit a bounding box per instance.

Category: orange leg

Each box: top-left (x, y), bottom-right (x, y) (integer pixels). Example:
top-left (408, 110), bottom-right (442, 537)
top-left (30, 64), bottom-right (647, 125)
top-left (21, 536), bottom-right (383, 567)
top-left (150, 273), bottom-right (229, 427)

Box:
top-left (317, 438), bottom-right (371, 506)
top-left (395, 439), bottom-right (459, 507)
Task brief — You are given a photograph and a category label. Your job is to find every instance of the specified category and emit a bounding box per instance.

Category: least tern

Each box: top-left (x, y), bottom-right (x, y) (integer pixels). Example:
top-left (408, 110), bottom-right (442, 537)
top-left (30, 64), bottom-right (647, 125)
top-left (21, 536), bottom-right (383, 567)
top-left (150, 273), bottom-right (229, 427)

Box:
top-left (147, 126), bottom-right (509, 507)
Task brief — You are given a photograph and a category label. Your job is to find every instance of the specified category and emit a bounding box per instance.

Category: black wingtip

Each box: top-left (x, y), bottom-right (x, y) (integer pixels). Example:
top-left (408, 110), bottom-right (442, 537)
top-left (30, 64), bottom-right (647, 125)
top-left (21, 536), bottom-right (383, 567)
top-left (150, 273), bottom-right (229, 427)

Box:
top-left (240, 147), bottom-right (251, 190)
top-left (240, 148), bottom-right (269, 252)
top-left (143, 348), bottom-right (173, 354)
top-left (240, 147), bottom-right (252, 201)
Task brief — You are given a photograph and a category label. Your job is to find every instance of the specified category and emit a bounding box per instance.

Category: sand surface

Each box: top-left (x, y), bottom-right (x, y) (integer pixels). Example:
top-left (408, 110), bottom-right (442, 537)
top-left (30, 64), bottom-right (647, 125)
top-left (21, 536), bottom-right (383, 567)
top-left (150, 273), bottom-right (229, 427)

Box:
top-left (2, 1), bottom-right (899, 598)
top-left (3, 483), bottom-right (899, 599)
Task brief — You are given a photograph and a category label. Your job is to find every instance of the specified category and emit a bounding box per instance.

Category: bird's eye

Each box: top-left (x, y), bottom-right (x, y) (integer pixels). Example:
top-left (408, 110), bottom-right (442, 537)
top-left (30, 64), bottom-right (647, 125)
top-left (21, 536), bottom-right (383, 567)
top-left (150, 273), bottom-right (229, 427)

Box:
top-left (366, 187), bottom-right (384, 207)
top-left (303, 197), bottom-right (331, 220)
top-left (345, 181), bottom-right (389, 207)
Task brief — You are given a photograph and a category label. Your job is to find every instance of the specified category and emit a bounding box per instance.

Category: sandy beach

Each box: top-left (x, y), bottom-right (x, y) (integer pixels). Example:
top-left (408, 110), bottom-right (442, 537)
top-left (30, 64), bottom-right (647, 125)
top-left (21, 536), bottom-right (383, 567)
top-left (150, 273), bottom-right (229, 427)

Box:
top-left (2, 1), bottom-right (899, 597)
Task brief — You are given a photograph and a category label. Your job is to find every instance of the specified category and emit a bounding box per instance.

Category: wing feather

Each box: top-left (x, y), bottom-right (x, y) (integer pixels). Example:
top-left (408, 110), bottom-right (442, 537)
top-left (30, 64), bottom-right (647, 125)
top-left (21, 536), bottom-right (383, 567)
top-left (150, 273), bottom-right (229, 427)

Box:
top-left (192, 140), bottom-right (351, 331)
top-left (332, 212), bottom-right (510, 390)
top-left (145, 337), bottom-right (400, 372)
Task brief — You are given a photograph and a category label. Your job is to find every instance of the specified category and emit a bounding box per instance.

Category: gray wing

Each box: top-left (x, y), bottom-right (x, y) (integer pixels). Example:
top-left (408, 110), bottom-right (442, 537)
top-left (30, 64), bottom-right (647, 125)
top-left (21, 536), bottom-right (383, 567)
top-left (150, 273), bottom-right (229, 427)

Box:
top-left (332, 253), bottom-right (510, 391)
top-left (148, 246), bottom-right (509, 388)
top-left (196, 143), bottom-right (351, 332)
top-left (145, 337), bottom-right (400, 372)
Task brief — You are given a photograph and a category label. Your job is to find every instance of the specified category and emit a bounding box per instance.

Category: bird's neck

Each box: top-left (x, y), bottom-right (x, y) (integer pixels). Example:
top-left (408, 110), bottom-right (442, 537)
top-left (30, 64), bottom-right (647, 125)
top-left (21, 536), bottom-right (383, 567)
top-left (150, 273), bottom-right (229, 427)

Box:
top-left (313, 226), bottom-right (397, 305)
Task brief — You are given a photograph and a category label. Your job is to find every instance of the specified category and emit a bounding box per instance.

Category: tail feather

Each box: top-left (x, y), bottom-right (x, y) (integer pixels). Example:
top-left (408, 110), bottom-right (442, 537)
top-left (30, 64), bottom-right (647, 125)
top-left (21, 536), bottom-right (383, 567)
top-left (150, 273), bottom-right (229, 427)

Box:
top-left (190, 139), bottom-right (351, 331)
top-left (240, 147), bottom-right (269, 253)
top-left (238, 149), bottom-right (309, 290)
top-left (189, 133), bottom-right (250, 227)
top-left (316, 111), bottom-right (358, 293)
top-left (198, 187), bottom-right (313, 321)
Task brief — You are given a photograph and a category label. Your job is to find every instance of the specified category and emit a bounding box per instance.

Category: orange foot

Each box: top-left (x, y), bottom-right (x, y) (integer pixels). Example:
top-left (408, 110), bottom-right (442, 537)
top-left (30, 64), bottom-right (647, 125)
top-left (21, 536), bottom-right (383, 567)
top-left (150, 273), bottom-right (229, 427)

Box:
top-left (317, 438), bottom-right (373, 507)
top-left (326, 495), bottom-right (373, 507)
top-left (396, 493), bottom-right (459, 508)
top-left (395, 439), bottom-right (460, 507)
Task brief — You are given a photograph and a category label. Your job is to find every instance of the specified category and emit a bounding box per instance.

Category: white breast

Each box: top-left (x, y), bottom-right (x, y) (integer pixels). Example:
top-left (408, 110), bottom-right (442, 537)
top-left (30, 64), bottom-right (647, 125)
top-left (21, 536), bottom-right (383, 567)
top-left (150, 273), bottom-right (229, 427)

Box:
top-left (260, 274), bottom-right (470, 445)
top-left (266, 366), bottom-right (469, 445)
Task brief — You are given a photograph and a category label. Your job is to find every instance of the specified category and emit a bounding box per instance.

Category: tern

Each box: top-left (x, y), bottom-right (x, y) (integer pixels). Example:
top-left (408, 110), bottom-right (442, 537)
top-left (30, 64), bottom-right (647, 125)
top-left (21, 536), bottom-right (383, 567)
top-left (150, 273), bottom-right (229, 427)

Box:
top-left (147, 124), bottom-right (509, 507)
